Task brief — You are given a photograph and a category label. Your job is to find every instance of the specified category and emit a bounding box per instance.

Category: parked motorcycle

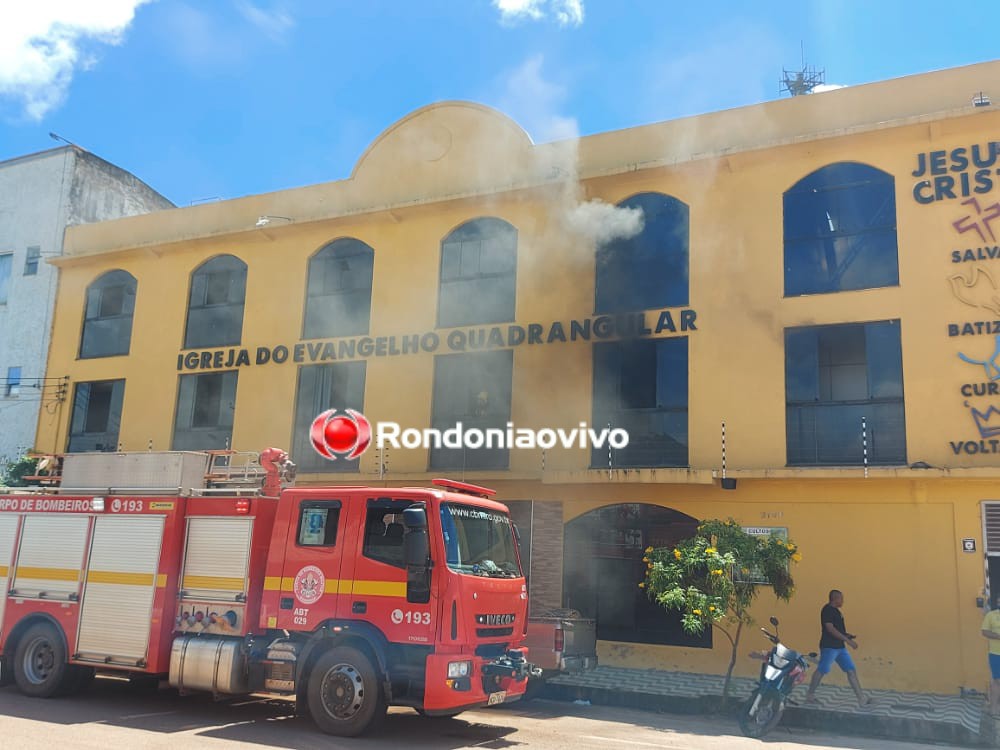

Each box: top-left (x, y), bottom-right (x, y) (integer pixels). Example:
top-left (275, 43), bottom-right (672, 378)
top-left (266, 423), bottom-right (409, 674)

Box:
top-left (738, 616), bottom-right (816, 738)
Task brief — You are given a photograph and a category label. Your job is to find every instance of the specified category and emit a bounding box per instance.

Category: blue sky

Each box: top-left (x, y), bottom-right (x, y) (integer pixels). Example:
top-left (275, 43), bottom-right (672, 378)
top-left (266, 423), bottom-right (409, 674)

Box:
top-left (1, 1), bottom-right (998, 206)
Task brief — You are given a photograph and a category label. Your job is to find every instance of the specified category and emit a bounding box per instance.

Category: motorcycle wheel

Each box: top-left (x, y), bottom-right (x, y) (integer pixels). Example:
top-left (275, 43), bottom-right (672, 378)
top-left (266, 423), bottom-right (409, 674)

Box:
top-left (738, 690), bottom-right (785, 739)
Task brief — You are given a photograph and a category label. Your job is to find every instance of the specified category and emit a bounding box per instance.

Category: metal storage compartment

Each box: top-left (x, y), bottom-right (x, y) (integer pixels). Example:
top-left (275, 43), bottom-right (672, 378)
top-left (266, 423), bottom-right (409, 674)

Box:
top-left (60, 451), bottom-right (211, 492)
top-left (76, 515), bottom-right (165, 664)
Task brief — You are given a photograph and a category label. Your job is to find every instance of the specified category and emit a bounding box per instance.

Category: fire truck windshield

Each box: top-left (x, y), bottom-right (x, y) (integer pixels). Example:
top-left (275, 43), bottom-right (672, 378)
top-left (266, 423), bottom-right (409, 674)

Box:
top-left (439, 503), bottom-right (520, 578)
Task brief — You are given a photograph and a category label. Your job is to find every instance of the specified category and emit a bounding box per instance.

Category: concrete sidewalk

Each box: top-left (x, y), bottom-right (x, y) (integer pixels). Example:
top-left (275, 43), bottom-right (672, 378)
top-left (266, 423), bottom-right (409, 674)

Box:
top-left (545, 666), bottom-right (994, 747)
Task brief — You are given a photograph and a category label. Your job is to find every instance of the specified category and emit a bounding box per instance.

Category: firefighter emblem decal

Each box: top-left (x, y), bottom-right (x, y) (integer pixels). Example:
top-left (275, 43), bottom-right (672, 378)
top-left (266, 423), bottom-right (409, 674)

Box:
top-left (293, 565), bottom-right (325, 605)
top-left (310, 408), bottom-right (372, 460)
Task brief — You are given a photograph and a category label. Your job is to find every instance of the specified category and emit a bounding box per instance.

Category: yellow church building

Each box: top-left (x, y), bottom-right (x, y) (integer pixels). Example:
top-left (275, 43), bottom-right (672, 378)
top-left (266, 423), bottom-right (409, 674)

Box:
top-left (34, 59), bottom-right (1000, 694)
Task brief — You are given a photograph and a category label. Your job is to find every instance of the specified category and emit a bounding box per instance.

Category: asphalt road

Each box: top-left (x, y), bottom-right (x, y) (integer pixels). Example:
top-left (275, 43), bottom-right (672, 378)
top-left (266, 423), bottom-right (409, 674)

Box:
top-left (0, 677), bottom-right (965, 750)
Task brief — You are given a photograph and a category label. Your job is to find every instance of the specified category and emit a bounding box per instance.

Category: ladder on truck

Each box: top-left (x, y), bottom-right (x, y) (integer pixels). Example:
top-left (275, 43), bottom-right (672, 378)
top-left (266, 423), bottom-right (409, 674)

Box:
top-left (5, 449), bottom-right (296, 496)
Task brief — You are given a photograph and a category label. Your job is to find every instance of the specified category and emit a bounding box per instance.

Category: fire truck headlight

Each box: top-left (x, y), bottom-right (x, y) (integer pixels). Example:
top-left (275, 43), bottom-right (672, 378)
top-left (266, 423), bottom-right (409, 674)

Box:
top-left (91, 497), bottom-right (105, 512)
top-left (447, 660), bottom-right (472, 678)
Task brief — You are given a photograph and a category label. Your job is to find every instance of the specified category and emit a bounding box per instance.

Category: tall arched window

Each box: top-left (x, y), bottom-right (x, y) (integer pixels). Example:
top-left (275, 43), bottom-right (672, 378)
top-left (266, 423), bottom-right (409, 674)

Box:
top-left (595, 193), bottom-right (689, 314)
top-left (438, 218), bottom-right (517, 328)
top-left (784, 162), bottom-right (898, 296)
top-left (80, 270), bottom-right (137, 358)
top-left (302, 238), bottom-right (374, 339)
top-left (564, 503), bottom-right (707, 647)
top-left (184, 255), bottom-right (247, 349)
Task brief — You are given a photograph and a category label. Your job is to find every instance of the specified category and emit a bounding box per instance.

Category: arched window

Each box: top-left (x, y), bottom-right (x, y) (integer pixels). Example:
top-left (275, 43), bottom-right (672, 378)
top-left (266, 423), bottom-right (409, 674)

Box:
top-left (784, 162), bottom-right (898, 296)
top-left (80, 270), bottom-right (137, 358)
top-left (438, 218), bottom-right (517, 328)
top-left (595, 193), bottom-right (689, 313)
top-left (303, 238), bottom-right (374, 339)
top-left (184, 255), bottom-right (247, 349)
top-left (564, 503), bottom-right (707, 647)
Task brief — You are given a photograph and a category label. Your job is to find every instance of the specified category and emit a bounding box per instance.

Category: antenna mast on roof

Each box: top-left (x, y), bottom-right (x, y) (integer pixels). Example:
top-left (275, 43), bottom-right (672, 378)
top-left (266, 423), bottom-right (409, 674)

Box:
top-left (781, 41), bottom-right (825, 96)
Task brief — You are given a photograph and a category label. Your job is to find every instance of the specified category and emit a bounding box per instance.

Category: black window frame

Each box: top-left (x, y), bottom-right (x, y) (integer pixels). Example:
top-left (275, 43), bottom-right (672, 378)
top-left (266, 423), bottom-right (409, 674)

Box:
top-left (171, 370), bottom-right (239, 451)
top-left (302, 238), bottom-right (375, 340)
top-left (0, 253), bottom-right (11, 304)
top-left (595, 192), bottom-right (689, 314)
top-left (785, 320), bottom-right (906, 466)
top-left (5, 366), bottom-right (20, 397)
top-left (429, 349), bottom-right (513, 471)
top-left (24, 246), bottom-right (40, 276)
top-left (362, 498), bottom-right (416, 568)
top-left (291, 361), bottom-right (367, 473)
top-left (79, 269), bottom-right (137, 359)
top-left (67, 379), bottom-right (125, 453)
top-left (591, 337), bottom-right (689, 468)
top-left (783, 162), bottom-right (899, 297)
top-left (437, 217), bottom-right (518, 328)
top-left (183, 254), bottom-right (248, 349)
top-left (296, 500), bottom-right (342, 547)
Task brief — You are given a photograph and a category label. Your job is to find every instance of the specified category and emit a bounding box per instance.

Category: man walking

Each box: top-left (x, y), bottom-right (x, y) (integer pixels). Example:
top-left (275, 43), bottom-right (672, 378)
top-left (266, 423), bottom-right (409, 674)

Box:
top-left (980, 593), bottom-right (1000, 715)
top-left (804, 589), bottom-right (872, 706)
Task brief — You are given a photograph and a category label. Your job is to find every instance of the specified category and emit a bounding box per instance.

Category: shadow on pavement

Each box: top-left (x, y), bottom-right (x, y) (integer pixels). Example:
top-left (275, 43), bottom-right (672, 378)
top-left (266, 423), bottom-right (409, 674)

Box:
top-left (0, 678), bottom-right (523, 750)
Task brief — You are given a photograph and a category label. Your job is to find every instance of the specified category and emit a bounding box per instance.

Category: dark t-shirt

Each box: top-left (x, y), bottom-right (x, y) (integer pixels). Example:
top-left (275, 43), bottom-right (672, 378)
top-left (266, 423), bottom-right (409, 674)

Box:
top-left (820, 603), bottom-right (846, 650)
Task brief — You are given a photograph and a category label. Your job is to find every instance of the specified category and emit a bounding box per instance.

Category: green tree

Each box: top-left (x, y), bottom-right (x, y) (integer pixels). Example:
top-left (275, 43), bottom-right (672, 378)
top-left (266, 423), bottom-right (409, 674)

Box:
top-left (2, 455), bottom-right (39, 487)
top-left (640, 519), bottom-right (800, 701)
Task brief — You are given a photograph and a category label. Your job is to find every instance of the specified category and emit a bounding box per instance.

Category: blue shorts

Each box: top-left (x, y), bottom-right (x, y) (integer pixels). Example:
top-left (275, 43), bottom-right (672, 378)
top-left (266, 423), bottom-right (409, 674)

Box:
top-left (989, 654), bottom-right (1000, 680)
top-left (817, 647), bottom-right (856, 675)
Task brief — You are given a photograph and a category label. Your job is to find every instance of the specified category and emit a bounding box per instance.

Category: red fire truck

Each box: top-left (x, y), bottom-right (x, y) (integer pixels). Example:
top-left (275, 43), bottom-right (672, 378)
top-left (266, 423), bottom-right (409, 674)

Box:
top-left (0, 448), bottom-right (536, 736)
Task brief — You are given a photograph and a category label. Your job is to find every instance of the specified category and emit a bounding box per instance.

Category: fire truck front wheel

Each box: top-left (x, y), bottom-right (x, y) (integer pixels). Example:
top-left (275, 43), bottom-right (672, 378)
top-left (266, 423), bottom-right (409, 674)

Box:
top-left (306, 646), bottom-right (386, 737)
top-left (12, 621), bottom-right (76, 698)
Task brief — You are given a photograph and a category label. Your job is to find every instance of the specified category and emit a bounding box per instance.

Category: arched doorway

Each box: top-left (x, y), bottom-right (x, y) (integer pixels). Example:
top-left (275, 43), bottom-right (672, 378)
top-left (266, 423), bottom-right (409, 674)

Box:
top-left (564, 503), bottom-right (711, 647)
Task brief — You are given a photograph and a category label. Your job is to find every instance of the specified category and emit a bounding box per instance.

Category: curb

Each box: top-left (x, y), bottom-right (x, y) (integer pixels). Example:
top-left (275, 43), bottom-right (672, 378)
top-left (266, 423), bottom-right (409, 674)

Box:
top-left (541, 682), bottom-right (993, 747)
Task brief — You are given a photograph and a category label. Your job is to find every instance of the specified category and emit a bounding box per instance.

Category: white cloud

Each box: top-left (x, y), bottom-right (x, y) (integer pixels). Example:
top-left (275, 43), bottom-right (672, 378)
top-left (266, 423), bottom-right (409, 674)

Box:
top-left (493, 0), bottom-right (584, 27)
top-left (236, 1), bottom-right (294, 41)
top-left (0, 1), bottom-right (152, 120)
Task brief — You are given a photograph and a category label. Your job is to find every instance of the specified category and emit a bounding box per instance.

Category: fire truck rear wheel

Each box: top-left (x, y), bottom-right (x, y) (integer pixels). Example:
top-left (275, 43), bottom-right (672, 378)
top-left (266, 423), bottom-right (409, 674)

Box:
top-left (12, 622), bottom-right (73, 698)
top-left (307, 646), bottom-right (386, 737)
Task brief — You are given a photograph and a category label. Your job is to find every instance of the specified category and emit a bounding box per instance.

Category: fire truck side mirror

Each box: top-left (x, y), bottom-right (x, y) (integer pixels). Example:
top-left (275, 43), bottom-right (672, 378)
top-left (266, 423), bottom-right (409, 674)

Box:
top-left (402, 507), bottom-right (429, 567)
top-left (403, 506), bottom-right (431, 604)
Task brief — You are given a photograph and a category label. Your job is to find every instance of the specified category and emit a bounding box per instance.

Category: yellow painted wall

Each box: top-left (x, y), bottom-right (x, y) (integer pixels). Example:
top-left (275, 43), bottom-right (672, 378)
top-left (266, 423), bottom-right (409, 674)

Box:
top-left (484, 477), bottom-right (993, 694)
top-left (36, 61), bottom-right (1000, 693)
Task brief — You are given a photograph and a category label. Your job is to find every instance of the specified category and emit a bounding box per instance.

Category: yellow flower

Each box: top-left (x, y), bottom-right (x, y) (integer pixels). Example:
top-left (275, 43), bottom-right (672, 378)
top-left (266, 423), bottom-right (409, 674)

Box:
top-left (673, 549), bottom-right (682, 560)
top-left (647, 563), bottom-right (653, 570)
top-left (642, 557), bottom-right (650, 563)
top-left (638, 582), bottom-right (645, 588)
top-left (645, 546), bottom-right (653, 554)
top-left (693, 609), bottom-right (702, 615)
top-left (705, 547), bottom-right (717, 555)
top-left (792, 553), bottom-right (802, 562)
top-left (711, 569), bottom-right (724, 576)
top-left (709, 605), bottom-right (716, 612)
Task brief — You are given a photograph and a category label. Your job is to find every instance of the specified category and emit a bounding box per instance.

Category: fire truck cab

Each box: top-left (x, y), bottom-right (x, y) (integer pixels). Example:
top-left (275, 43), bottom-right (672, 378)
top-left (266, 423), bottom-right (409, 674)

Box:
top-left (0, 449), bottom-right (537, 736)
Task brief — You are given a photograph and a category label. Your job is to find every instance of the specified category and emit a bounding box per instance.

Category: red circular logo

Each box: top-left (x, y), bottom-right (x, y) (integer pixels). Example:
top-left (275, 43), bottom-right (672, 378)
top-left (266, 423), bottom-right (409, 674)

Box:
top-left (294, 565), bottom-right (325, 605)
top-left (310, 408), bottom-right (372, 460)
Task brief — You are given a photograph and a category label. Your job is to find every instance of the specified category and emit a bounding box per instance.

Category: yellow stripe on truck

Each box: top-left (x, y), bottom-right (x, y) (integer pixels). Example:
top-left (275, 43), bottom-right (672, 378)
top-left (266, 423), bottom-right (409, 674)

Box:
top-left (87, 570), bottom-right (155, 586)
top-left (16, 566), bottom-right (79, 582)
top-left (0, 565), bottom-right (8, 577)
top-left (351, 580), bottom-right (406, 598)
top-left (264, 576), bottom-right (406, 598)
top-left (181, 575), bottom-right (245, 591)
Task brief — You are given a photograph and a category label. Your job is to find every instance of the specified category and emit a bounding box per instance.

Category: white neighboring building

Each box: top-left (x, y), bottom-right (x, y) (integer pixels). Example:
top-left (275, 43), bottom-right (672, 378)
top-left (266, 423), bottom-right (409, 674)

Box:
top-left (0, 146), bottom-right (173, 466)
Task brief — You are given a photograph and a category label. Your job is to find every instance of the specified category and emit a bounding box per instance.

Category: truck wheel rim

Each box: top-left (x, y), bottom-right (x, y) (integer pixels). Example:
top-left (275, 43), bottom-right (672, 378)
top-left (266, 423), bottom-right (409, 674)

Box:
top-left (320, 663), bottom-right (365, 720)
top-left (23, 636), bottom-right (56, 684)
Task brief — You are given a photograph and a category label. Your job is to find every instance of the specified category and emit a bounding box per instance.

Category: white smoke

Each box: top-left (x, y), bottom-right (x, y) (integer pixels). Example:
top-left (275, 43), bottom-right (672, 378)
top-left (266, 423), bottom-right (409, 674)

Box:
top-left (495, 55), bottom-right (644, 246)
top-left (565, 199), bottom-right (644, 244)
